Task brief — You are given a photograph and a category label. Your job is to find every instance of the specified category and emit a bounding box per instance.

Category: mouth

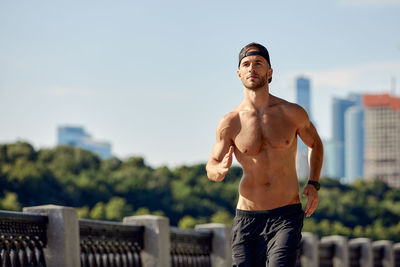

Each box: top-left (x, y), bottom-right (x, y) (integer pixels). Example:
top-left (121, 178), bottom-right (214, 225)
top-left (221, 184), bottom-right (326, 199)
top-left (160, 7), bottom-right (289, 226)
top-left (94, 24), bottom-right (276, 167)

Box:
top-left (247, 75), bottom-right (258, 80)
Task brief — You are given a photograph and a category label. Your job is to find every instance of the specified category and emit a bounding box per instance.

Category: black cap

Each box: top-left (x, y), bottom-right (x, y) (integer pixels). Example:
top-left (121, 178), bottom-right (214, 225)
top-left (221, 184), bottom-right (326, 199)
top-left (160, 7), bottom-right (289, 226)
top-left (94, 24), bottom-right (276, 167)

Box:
top-left (238, 42), bottom-right (271, 68)
top-left (238, 42), bottom-right (272, 83)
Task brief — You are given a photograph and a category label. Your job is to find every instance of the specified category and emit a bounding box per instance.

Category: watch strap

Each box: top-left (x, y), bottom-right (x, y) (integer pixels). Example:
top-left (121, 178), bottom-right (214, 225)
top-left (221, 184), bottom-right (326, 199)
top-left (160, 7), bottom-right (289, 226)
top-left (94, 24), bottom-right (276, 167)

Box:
top-left (307, 180), bottom-right (320, 191)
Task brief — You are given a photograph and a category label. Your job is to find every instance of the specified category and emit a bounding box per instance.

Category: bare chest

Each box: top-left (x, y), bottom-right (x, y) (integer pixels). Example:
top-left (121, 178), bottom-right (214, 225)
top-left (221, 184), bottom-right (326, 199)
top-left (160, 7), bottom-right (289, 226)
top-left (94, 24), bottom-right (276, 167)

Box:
top-left (234, 113), bottom-right (297, 155)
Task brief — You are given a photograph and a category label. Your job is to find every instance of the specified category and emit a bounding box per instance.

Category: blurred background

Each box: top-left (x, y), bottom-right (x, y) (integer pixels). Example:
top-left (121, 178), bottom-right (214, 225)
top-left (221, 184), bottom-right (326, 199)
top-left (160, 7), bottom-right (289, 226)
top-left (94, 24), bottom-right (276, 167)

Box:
top-left (1, 0), bottom-right (399, 167)
top-left (1, 0), bottom-right (400, 239)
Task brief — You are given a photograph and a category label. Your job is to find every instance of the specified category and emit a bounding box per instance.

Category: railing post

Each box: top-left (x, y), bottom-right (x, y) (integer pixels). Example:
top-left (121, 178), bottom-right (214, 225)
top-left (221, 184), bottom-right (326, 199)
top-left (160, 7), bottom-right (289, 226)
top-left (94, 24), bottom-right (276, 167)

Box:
top-left (393, 243), bottom-right (400, 267)
top-left (372, 240), bottom-right (394, 267)
top-left (23, 204), bottom-right (81, 267)
top-left (123, 215), bottom-right (171, 267)
top-left (300, 232), bottom-right (318, 267)
top-left (320, 235), bottom-right (349, 267)
top-left (349, 238), bottom-right (372, 267)
top-left (195, 223), bottom-right (232, 267)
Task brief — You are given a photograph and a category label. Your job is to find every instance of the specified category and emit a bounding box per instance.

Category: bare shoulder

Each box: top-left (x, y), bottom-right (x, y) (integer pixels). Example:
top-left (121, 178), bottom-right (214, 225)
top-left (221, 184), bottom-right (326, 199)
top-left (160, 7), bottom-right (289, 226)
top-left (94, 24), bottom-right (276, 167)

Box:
top-left (270, 95), bottom-right (310, 126)
top-left (216, 111), bottom-right (240, 138)
top-left (218, 111), bottom-right (240, 129)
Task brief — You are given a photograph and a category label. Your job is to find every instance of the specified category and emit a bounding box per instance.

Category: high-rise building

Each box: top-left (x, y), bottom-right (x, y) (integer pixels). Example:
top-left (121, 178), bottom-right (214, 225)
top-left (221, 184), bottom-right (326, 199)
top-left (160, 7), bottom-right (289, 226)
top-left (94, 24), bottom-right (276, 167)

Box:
top-left (295, 77), bottom-right (311, 116)
top-left (363, 94), bottom-right (400, 188)
top-left (57, 126), bottom-right (112, 159)
top-left (332, 97), bottom-right (356, 143)
top-left (344, 105), bottom-right (364, 182)
top-left (326, 95), bottom-right (359, 179)
top-left (295, 77), bottom-right (311, 178)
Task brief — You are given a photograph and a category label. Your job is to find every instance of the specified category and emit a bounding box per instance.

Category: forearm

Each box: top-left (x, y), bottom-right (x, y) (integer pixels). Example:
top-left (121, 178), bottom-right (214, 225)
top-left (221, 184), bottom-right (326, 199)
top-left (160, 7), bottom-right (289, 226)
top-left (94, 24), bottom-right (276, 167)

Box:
top-left (308, 140), bottom-right (323, 181)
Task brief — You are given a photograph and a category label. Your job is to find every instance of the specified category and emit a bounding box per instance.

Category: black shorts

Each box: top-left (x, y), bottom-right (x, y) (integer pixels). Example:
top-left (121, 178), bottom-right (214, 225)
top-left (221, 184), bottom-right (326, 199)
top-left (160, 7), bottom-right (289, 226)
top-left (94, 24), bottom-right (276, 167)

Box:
top-left (231, 203), bottom-right (304, 267)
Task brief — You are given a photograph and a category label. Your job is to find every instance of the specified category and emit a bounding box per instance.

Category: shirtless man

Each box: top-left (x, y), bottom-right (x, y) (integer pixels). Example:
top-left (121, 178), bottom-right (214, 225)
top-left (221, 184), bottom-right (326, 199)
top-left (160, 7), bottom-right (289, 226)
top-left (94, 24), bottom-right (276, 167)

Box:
top-left (206, 43), bottom-right (323, 267)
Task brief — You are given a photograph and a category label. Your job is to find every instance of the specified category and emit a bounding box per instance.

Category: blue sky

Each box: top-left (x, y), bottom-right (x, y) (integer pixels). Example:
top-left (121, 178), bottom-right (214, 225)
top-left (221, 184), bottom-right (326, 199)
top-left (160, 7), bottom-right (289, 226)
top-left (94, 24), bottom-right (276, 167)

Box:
top-left (1, 0), bottom-right (399, 167)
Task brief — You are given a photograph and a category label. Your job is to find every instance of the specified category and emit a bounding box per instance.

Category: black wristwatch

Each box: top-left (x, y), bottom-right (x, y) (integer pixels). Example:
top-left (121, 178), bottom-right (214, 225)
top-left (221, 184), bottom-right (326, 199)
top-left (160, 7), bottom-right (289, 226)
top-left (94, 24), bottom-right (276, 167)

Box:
top-left (307, 180), bottom-right (320, 191)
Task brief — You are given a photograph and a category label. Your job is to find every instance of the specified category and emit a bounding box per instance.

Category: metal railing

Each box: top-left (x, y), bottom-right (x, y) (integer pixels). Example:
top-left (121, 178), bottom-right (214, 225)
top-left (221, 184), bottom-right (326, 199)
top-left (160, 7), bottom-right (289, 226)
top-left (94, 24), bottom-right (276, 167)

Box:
top-left (0, 210), bottom-right (48, 266)
top-left (79, 219), bottom-right (145, 267)
top-left (170, 227), bottom-right (212, 267)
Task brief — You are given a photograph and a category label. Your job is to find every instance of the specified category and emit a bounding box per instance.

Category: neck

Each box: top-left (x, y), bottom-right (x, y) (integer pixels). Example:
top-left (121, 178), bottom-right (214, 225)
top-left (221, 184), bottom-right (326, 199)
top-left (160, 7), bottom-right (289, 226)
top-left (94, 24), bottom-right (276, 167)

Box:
top-left (243, 86), bottom-right (270, 110)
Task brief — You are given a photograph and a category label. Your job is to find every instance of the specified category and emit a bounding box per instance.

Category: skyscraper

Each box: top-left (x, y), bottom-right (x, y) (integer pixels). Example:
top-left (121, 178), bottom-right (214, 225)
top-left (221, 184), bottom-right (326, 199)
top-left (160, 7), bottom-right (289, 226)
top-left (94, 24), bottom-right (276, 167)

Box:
top-left (344, 105), bottom-right (364, 182)
top-left (57, 126), bottom-right (112, 159)
top-left (326, 95), bottom-right (360, 179)
top-left (295, 77), bottom-right (311, 116)
top-left (363, 94), bottom-right (400, 188)
top-left (295, 76), bottom-right (311, 178)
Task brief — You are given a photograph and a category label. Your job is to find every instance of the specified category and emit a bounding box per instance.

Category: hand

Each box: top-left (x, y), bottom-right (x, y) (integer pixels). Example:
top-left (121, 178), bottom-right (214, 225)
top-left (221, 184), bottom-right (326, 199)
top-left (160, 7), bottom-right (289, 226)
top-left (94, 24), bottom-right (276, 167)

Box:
top-left (302, 184), bottom-right (319, 217)
top-left (217, 146), bottom-right (234, 178)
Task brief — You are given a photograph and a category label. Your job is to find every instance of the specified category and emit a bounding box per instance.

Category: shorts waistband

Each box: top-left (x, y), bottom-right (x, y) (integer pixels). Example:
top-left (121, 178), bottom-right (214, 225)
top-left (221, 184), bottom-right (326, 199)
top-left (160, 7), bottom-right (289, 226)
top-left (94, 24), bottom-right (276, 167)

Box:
top-left (235, 203), bottom-right (302, 217)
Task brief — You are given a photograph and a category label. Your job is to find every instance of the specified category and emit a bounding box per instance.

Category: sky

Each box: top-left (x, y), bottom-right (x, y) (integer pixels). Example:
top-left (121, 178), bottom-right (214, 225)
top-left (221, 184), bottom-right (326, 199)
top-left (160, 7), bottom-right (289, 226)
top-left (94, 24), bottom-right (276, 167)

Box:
top-left (1, 0), bottom-right (399, 167)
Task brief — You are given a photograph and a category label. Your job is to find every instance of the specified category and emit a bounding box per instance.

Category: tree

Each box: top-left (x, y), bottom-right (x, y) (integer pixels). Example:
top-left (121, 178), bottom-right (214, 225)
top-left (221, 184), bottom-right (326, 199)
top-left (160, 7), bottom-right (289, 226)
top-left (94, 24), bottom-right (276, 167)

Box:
top-left (211, 210), bottom-right (234, 226)
top-left (89, 202), bottom-right (106, 220)
top-left (178, 215), bottom-right (197, 229)
top-left (105, 197), bottom-right (133, 221)
top-left (0, 192), bottom-right (21, 211)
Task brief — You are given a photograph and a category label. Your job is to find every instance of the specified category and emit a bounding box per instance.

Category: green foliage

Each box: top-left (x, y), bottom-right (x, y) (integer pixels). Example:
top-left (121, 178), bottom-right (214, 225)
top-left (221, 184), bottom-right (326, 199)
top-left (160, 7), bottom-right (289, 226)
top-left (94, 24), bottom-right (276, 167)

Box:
top-left (178, 215), bottom-right (197, 229)
top-left (89, 202), bottom-right (106, 220)
top-left (0, 192), bottom-right (21, 211)
top-left (211, 210), bottom-right (234, 226)
top-left (5, 142), bottom-right (36, 162)
top-left (77, 206), bottom-right (90, 218)
top-left (2, 141), bottom-right (400, 241)
top-left (104, 197), bottom-right (133, 221)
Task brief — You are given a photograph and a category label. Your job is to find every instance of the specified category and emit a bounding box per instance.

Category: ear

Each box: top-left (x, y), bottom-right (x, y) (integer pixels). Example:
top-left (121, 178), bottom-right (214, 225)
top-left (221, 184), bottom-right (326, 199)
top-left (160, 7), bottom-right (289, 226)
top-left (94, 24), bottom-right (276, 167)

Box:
top-left (237, 69), bottom-right (241, 78)
top-left (268, 68), bottom-right (273, 80)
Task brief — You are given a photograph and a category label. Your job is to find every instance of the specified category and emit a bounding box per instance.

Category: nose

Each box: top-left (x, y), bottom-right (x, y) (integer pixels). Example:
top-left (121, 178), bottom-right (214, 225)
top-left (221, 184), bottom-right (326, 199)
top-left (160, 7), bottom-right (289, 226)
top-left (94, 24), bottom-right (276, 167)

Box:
top-left (248, 63), bottom-right (256, 72)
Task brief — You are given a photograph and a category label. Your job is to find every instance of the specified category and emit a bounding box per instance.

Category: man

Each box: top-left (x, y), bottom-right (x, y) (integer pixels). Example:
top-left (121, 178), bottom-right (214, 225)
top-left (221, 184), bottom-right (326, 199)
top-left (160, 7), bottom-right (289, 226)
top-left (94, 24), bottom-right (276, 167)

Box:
top-left (206, 42), bottom-right (323, 267)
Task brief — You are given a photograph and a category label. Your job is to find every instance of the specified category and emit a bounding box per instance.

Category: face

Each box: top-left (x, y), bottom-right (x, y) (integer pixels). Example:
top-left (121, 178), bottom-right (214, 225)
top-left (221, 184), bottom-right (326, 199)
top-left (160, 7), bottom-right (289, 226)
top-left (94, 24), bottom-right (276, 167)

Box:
top-left (237, 48), bottom-right (273, 91)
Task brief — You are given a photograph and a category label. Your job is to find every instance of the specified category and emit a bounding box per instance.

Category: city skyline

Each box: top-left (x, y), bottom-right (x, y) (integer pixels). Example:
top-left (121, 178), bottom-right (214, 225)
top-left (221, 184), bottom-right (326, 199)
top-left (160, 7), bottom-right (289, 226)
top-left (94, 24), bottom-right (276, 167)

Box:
top-left (1, 1), bottom-right (399, 167)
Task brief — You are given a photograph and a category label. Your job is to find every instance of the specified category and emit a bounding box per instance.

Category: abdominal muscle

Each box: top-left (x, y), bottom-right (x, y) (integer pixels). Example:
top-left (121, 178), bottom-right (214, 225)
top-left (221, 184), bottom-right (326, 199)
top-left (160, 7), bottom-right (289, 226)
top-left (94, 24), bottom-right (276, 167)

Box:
top-left (235, 150), bottom-right (301, 211)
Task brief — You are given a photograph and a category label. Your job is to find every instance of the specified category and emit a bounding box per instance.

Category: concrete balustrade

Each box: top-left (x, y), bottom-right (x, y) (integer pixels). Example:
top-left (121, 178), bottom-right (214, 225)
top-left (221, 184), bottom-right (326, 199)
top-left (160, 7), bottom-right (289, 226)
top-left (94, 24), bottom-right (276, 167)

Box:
top-left (349, 238), bottom-right (372, 267)
top-left (23, 205), bottom-right (81, 267)
top-left (320, 235), bottom-right (349, 267)
top-left (123, 215), bottom-right (171, 267)
top-left (0, 205), bottom-right (399, 267)
top-left (373, 240), bottom-right (394, 267)
top-left (300, 232), bottom-right (319, 267)
top-left (196, 223), bottom-right (232, 267)
top-left (393, 243), bottom-right (400, 267)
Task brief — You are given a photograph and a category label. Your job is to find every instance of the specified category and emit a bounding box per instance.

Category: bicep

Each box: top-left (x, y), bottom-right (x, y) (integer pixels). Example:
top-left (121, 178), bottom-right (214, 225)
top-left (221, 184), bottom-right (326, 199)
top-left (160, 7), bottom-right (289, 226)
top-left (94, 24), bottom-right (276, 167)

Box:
top-left (209, 127), bottom-right (233, 162)
top-left (289, 104), bottom-right (320, 148)
top-left (298, 122), bottom-right (321, 148)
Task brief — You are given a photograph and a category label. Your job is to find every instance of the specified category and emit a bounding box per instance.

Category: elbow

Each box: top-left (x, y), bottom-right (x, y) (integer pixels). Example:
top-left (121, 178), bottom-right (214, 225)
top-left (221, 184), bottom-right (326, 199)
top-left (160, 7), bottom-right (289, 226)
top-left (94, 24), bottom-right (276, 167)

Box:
top-left (317, 138), bottom-right (324, 154)
top-left (313, 139), bottom-right (324, 161)
top-left (311, 137), bottom-right (323, 152)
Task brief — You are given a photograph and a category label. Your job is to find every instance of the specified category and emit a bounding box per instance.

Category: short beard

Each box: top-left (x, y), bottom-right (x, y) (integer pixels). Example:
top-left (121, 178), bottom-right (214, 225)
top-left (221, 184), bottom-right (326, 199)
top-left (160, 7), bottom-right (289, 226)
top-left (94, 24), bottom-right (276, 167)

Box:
top-left (242, 74), bottom-right (267, 91)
